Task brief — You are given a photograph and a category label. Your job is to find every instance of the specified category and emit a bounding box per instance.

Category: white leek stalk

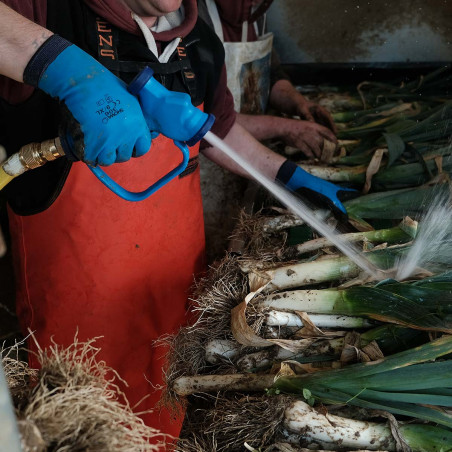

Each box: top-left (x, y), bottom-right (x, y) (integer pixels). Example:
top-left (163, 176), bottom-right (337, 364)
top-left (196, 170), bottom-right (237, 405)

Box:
top-left (173, 374), bottom-right (275, 396)
top-left (258, 290), bottom-right (340, 312)
top-left (249, 257), bottom-right (360, 291)
top-left (205, 339), bottom-right (241, 364)
top-left (284, 401), bottom-right (395, 450)
top-left (265, 311), bottom-right (373, 329)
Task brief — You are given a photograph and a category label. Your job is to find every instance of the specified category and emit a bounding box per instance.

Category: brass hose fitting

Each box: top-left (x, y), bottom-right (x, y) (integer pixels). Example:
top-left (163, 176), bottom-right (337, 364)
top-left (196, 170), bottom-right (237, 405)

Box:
top-left (0, 137), bottom-right (66, 192)
top-left (18, 137), bottom-right (65, 171)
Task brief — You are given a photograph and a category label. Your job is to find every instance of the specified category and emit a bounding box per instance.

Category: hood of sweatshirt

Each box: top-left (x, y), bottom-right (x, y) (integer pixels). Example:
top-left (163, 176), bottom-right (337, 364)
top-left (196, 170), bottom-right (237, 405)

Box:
top-left (213, 0), bottom-right (273, 42)
top-left (213, 0), bottom-right (254, 28)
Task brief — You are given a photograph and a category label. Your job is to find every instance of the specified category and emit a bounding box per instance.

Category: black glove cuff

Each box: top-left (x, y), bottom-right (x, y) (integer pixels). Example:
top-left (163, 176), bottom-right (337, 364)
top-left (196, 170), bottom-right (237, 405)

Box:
top-left (275, 160), bottom-right (297, 184)
top-left (23, 35), bottom-right (72, 87)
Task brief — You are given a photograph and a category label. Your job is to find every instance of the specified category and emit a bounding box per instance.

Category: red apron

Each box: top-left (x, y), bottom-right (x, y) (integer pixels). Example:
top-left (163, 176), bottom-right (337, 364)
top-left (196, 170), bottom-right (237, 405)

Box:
top-left (9, 133), bottom-right (205, 439)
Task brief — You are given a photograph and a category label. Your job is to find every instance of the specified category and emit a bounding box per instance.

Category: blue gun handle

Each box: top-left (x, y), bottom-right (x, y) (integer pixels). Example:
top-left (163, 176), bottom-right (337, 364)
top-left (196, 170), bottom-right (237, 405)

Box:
top-left (88, 140), bottom-right (190, 202)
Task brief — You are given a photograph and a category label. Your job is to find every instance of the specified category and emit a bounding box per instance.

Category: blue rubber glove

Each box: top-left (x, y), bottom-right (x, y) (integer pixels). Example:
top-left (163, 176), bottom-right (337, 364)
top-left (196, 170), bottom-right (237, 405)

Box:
top-left (128, 67), bottom-right (215, 146)
top-left (276, 160), bottom-right (357, 221)
top-left (23, 35), bottom-right (151, 166)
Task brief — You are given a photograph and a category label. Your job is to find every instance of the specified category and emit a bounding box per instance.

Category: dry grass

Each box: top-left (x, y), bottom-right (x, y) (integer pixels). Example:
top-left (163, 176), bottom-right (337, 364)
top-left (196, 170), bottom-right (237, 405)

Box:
top-left (2, 335), bottom-right (167, 452)
top-left (176, 394), bottom-right (291, 452)
top-left (163, 257), bottom-right (250, 409)
top-left (2, 340), bottom-right (36, 408)
top-left (231, 211), bottom-right (290, 272)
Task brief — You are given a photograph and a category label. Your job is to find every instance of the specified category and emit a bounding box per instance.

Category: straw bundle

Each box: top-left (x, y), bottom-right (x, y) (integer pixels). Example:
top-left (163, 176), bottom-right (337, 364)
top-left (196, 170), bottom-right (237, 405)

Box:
top-left (2, 335), bottom-right (166, 451)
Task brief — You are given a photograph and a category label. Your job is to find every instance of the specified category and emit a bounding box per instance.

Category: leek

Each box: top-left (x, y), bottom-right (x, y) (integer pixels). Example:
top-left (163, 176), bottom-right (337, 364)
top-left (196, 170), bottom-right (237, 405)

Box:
top-left (205, 326), bottom-right (427, 372)
top-left (360, 324), bottom-right (427, 355)
top-left (287, 218), bottom-right (416, 254)
top-left (235, 342), bottom-right (341, 372)
top-left (357, 65), bottom-right (452, 107)
top-left (274, 335), bottom-right (452, 428)
top-left (284, 401), bottom-right (452, 451)
top-left (255, 277), bottom-right (452, 333)
top-left (173, 373), bottom-right (275, 397)
top-left (205, 339), bottom-right (241, 364)
top-left (344, 184), bottom-right (450, 222)
top-left (299, 153), bottom-right (452, 190)
top-left (249, 247), bottom-right (405, 292)
top-left (264, 311), bottom-right (374, 329)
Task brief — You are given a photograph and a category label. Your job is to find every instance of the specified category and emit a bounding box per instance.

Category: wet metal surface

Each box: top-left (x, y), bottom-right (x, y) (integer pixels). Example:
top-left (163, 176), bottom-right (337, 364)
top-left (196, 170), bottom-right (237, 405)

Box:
top-left (268, 0), bottom-right (452, 63)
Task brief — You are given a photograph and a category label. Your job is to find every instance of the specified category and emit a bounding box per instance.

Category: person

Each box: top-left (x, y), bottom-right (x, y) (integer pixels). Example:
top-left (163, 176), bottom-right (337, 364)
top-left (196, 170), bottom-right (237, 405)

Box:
top-left (200, 0), bottom-right (337, 159)
top-left (0, 0), bottom-right (350, 441)
top-left (197, 0), bottom-right (339, 260)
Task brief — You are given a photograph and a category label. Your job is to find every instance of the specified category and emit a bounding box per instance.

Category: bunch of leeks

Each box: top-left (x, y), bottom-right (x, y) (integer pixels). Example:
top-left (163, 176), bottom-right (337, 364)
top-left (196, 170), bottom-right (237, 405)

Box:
top-left (273, 335), bottom-right (452, 429)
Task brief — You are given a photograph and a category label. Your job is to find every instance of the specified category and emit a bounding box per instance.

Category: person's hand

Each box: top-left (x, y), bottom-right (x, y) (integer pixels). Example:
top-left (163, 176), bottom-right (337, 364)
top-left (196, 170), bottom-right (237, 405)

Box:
top-left (293, 95), bottom-right (337, 133)
top-left (23, 35), bottom-right (151, 166)
top-left (282, 118), bottom-right (337, 159)
top-left (276, 160), bottom-right (357, 221)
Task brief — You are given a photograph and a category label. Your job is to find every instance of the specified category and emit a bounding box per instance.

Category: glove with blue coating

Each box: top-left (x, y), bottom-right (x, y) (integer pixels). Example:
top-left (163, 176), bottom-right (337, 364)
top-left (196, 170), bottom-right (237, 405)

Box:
top-left (276, 160), bottom-right (357, 221)
top-left (23, 35), bottom-right (151, 166)
top-left (128, 67), bottom-right (215, 146)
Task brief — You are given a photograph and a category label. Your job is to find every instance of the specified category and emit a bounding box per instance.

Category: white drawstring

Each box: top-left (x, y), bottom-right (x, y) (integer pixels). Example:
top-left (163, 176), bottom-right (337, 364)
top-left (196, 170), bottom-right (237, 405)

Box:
top-left (159, 38), bottom-right (181, 63)
top-left (132, 12), bottom-right (181, 63)
top-left (205, 0), bottom-right (266, 43)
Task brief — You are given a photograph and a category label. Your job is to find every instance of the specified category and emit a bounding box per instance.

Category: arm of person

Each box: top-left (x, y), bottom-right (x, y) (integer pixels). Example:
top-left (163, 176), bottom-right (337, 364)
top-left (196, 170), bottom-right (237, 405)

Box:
top-left (0, 2), bottom-right (53, 82)
top-left (0, 2), bottom-right (151, 166)
top-left (201, 120), bottom-right (354, 220)
top-left (236, 112), bottom-right (337, 159)
top-left (201, 120), bottom-right (286, 179)
top-left (269, 78), bottom-right (336, 133)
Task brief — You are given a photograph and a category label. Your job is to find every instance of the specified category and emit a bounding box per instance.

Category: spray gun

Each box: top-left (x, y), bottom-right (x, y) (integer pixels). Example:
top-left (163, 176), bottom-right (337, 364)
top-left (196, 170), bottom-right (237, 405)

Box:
top-left (0, 67), bottom-right (215, 201)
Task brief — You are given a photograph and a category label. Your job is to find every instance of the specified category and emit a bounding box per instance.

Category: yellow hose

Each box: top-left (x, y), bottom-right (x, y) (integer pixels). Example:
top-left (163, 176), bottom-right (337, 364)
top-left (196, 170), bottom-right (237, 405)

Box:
top-left (0, 138), bottom-right (64, 193)
top-left (0, 166), bottom-right (14, 191)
